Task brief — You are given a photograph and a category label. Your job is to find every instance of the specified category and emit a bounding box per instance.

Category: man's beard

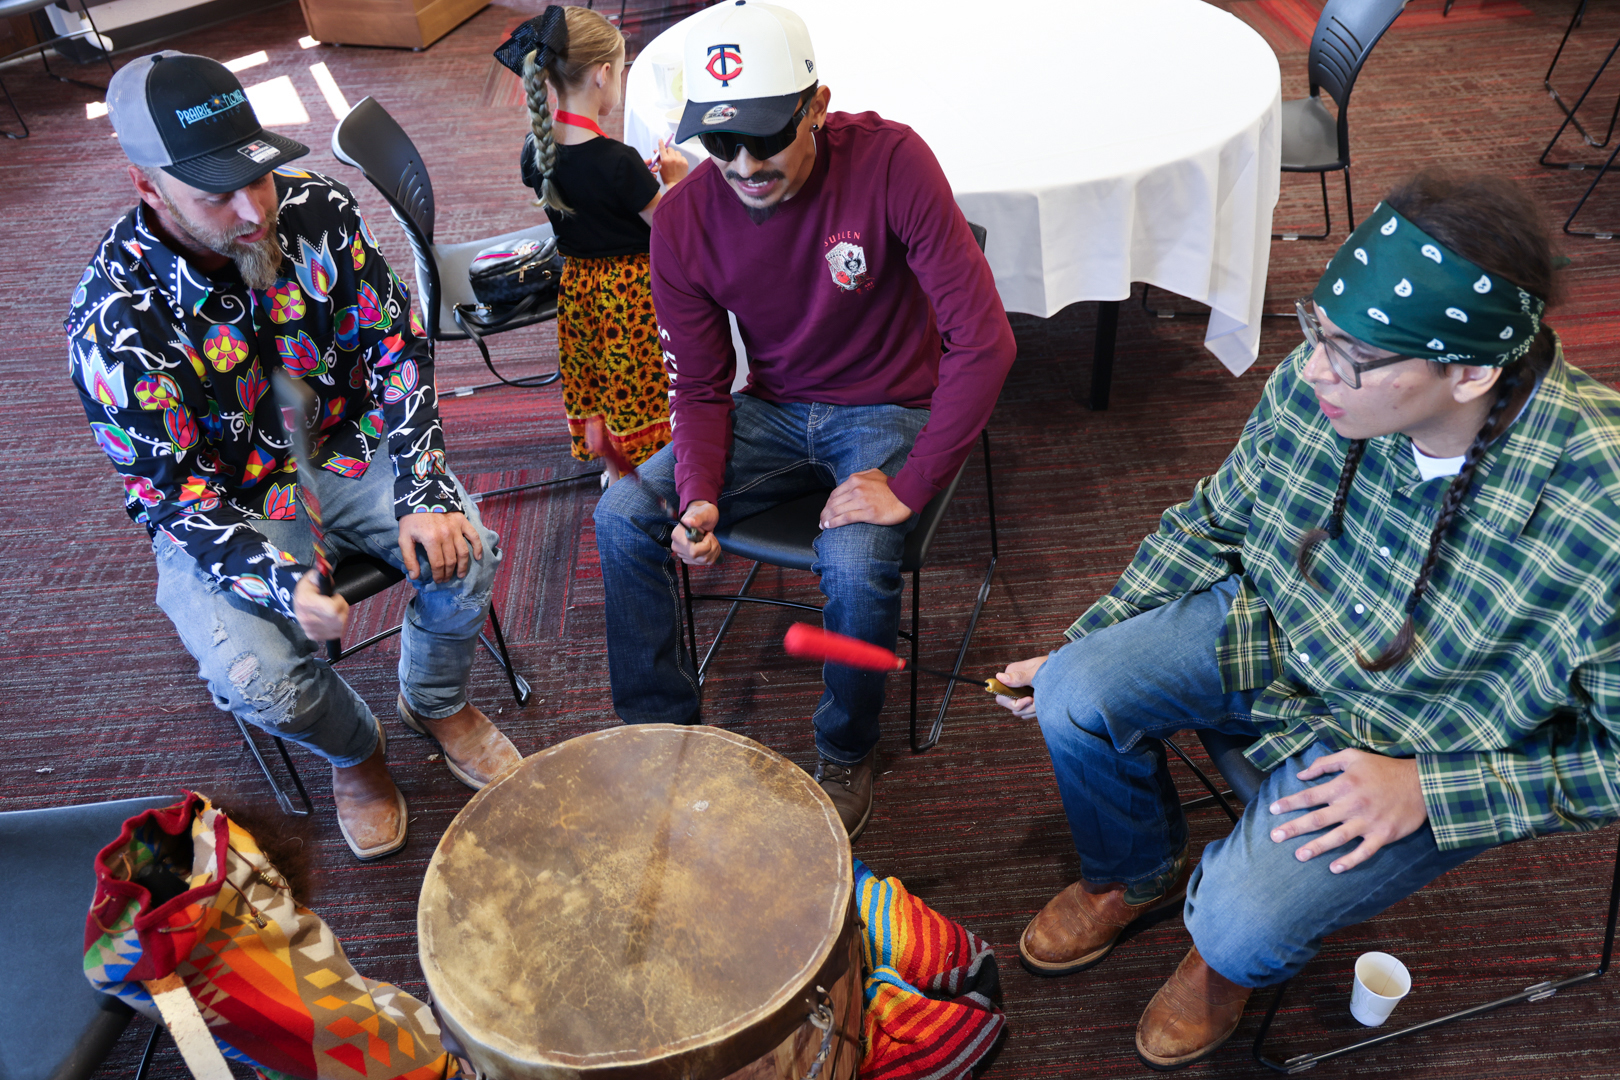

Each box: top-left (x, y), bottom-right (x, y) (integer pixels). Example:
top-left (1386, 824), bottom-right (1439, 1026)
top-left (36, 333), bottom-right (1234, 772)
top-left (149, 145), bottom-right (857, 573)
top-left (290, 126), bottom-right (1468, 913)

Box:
top-left (161, 191), bottom-right (285, 290)
top-left (725, 167), bottom-right (787, 225)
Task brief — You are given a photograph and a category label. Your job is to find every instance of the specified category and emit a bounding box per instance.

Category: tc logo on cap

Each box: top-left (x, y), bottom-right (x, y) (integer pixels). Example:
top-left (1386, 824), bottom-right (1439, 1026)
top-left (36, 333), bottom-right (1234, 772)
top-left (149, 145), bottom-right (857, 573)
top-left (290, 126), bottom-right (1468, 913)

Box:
top-left (706, 43), bottom-right (742, 85)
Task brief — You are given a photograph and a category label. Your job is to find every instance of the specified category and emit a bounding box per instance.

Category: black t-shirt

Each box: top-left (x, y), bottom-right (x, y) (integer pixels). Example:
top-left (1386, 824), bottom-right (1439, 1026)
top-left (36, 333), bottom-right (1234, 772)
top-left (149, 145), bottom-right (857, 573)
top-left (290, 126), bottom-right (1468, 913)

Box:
top-left (520, 133), bottom-right (660, 259)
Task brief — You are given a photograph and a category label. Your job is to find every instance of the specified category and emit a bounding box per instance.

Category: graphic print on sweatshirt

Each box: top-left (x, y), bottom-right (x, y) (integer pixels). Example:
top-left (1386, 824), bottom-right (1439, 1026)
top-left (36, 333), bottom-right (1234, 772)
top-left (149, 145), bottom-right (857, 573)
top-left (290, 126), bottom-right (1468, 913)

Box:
top-left (824, 230), bottom-right (872, 293)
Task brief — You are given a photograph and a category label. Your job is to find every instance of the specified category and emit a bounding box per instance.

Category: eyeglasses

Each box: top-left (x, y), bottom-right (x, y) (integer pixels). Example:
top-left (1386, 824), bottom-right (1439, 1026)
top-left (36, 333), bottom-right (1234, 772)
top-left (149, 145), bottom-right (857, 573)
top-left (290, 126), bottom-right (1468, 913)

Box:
top-left (698, 93), bottom-right (814, 163)
top-left (1295, 298), bottom-right (1410, 389)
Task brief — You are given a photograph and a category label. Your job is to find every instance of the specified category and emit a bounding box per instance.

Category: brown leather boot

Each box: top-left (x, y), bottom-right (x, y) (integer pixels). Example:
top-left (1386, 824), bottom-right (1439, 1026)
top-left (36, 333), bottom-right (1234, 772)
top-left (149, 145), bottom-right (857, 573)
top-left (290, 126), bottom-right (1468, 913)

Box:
top-left (397, 693), bottom-right (522, 790)
top-left (1136, 946), bottom-right (1253, 1071)
top-left (331, 728), bottom-right (407, 861)
top-left (1019, 857), bottom-right (1192, 977)
top-left (814, 749), bottom-right (875, 841)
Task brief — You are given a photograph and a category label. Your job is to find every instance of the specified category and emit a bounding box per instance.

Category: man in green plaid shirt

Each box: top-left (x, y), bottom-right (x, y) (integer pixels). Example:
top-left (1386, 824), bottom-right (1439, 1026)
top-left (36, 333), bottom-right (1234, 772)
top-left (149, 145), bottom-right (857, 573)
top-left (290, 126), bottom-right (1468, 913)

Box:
top-left (995, 174), bottom-right (1620, 1070)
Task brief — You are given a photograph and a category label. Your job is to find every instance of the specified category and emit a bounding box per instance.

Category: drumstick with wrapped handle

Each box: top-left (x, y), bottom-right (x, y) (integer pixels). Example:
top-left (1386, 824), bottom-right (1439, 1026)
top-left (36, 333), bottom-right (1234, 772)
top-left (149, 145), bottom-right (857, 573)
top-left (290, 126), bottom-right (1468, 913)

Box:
top-left (783, 622), bottom-right (1031, 698)
top-left (271, 370), bottom-right (341, 662)
top-left (585, 417), bottom-right (703, 543)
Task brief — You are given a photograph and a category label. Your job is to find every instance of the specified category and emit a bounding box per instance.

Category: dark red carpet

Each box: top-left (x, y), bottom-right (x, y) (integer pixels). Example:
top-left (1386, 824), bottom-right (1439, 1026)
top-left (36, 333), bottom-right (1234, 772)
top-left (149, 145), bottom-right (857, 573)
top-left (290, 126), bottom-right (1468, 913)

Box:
top-left (4, 0), bottom-right (1620, 1075)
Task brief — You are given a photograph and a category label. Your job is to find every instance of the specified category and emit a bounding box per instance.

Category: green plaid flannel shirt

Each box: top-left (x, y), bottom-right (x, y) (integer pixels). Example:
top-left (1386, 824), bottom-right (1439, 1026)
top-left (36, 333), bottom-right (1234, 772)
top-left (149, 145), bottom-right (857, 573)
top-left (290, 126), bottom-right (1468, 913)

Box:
top-left (1066, 340), bottom-right (1620, 851)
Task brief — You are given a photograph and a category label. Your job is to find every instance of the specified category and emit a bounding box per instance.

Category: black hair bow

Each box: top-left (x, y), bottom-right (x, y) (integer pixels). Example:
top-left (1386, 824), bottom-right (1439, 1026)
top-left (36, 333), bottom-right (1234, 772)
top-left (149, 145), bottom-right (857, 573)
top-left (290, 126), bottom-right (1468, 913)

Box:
top-left (494, 4), bottom-right (569, 76)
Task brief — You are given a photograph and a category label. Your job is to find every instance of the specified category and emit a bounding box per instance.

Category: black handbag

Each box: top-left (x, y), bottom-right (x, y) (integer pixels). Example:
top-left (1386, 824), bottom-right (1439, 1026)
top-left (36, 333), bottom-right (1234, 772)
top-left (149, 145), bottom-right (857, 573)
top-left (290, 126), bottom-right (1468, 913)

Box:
top-left (467, 236), bottom-right (563, 306)
top-left (452, 236), bottom-right (564, 388)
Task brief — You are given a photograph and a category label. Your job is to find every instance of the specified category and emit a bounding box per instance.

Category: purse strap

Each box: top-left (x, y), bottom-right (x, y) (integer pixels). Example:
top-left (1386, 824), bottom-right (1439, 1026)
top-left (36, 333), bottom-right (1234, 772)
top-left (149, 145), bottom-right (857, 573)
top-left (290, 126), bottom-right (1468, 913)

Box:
top-left (143, 973), bottom-right (234, 1080)
top-left (451, 299), bottom-right (561, 390)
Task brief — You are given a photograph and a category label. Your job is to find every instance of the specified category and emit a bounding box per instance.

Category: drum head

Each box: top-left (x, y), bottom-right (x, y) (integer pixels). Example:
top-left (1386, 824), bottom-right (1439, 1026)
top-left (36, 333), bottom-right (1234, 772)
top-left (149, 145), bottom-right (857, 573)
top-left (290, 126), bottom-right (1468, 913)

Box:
top-left (419, 725), bottom-right (853, 1080)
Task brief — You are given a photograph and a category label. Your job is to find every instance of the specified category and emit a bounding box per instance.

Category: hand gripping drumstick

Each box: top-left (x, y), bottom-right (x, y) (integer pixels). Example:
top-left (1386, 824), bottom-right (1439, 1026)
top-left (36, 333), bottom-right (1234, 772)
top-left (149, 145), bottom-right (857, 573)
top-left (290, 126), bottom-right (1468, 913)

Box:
top-left (783, 623), bottom-right (1031, 698)
top-left (270, 370), bottom-right (341, 662)
top-left (584, 417), bottom-right (704, 542)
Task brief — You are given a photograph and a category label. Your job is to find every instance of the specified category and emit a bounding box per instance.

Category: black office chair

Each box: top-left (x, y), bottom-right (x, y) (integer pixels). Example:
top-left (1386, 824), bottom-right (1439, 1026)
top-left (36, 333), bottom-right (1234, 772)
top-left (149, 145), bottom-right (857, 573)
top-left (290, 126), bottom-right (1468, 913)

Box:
top-left (0, 0), bottom-right (115, 139)
top-left (237, 553), bottom-right (532, 816)
top-left (330, 96), bottom-right (560, 389)
top-left (680, 429), bottom-right (998, 754)
top-left (1165, 728), bottom-right (1620, 1073)
top-left (0, 794), bottom-right (176, 1080)
top-left (1274, 0), bottom-right (1406, 241)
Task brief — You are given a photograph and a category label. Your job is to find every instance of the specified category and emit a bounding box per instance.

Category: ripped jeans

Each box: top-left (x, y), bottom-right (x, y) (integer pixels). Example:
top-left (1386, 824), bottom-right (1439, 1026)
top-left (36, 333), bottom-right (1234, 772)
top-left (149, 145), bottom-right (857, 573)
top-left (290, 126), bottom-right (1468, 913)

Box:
top-left (153, 459), bottom-right (499, 768)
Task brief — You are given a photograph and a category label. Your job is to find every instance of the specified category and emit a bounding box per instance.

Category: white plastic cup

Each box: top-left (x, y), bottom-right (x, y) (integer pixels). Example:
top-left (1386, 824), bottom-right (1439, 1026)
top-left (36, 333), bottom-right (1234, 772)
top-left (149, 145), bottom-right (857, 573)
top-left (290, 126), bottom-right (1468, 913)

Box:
top-left (1349, 952), bottom-right (1411, 1027)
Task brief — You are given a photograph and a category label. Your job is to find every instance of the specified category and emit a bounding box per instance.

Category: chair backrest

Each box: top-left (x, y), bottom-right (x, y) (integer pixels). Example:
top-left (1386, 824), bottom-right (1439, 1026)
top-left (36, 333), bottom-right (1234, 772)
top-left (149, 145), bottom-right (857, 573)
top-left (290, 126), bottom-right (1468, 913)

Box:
top-left (331, 96), bottom-right (444, 336)
top-left (1308, 0), bottom-right (1405, 153)
top-left (0, 795), bottom-right (178, 1080)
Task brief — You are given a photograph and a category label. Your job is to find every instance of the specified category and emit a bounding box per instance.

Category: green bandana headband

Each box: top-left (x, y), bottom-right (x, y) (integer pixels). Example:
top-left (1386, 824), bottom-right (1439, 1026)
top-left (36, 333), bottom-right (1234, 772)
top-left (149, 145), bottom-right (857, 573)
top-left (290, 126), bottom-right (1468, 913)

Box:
top-left (1312, 204), bottom-right (1545, 367)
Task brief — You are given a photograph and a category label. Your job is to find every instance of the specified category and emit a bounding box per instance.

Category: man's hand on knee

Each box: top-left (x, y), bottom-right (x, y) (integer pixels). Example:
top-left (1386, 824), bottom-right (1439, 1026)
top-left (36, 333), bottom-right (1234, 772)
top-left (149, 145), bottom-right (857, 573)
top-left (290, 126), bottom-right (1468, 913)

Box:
top-left (993, 655), bottom-right (1046, 719)
top-left (820, 469), bottom-right (913, 530)
top-left (294, 572), bottom-right (350, 642)
top-left (1266, 749), bottom-right (1427, 874)
top-left (674, 501), bottom-right (721, 565)
top-left (399, 511), bottom-right (483, 582)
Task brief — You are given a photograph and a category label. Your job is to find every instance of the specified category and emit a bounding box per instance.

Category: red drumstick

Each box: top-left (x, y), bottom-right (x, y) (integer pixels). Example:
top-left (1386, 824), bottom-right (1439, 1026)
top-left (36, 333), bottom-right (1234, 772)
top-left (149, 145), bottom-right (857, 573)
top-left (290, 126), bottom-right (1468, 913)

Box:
top-left (585, 418), bottom-right (703, 542)
top-left (782, 623), bottom-right (1029, 697)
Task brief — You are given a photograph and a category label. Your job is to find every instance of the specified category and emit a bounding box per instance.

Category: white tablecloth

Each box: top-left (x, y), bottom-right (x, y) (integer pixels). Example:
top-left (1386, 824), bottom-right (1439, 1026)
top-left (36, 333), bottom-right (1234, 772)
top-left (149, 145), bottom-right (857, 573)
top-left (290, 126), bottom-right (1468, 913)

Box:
top-left (625, 0), bottom-right (1282, 375)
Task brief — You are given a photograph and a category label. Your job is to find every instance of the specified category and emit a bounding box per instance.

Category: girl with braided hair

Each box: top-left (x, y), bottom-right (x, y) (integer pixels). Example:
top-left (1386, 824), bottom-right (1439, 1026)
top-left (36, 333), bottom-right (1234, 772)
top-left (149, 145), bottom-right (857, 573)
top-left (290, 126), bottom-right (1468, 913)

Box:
top-left (501, 5), bottom-right (688, 479)
top-left (994, 170), bottom-right (1620, 1071)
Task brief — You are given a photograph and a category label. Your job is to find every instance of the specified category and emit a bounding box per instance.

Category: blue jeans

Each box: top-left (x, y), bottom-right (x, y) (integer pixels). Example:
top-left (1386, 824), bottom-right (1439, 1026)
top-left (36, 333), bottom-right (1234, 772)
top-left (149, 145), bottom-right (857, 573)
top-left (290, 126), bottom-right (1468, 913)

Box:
top-left (154, 458), bottom-right (499, 768)
top-left (1032, 576), bottom-right (1491, 986)
top-left (594, 394), bottom-right (927, 764)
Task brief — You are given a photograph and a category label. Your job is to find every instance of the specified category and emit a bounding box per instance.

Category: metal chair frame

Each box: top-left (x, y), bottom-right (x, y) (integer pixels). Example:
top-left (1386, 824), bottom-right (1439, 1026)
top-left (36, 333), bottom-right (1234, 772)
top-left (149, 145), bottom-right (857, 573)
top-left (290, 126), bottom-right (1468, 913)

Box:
top-left (1164, 731), bottom-right (1620, 1074)
top-left (1536, 2), bottom-right (1620, 238)
top-left (237, 554), bottom-right (532, 816)
top-left (679, 429), bottom-right (998, 753)
top-left (0, 0), bottom-right (115, 138)
top-left (1273, 0), bottom-right (1405, 241)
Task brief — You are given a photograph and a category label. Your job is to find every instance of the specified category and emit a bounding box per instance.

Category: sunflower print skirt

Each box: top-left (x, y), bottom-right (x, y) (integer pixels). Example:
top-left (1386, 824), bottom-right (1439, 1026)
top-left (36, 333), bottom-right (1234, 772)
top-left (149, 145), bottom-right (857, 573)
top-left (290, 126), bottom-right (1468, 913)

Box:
top-left (556, 252), bottom-right (671, 466)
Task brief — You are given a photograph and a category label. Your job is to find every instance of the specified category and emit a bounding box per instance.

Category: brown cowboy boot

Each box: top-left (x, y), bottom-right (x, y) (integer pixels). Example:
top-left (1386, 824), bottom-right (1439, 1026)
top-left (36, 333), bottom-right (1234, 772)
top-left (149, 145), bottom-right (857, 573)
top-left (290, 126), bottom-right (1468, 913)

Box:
top-left (1136, 945), bottom-right (1253, 1071)
top-left (1019, 855), bottom-right (1192, 976)
top-left (331, 726), bottom-right (407, 861)
top-left (397, 693), bottom-right (522, 790)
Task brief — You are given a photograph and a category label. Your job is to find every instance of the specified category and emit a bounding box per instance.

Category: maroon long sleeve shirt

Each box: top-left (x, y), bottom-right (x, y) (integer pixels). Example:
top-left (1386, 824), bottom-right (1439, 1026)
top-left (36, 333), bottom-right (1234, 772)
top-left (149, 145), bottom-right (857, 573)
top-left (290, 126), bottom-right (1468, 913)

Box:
top-left (649, 110), bottom-right (1017, 513)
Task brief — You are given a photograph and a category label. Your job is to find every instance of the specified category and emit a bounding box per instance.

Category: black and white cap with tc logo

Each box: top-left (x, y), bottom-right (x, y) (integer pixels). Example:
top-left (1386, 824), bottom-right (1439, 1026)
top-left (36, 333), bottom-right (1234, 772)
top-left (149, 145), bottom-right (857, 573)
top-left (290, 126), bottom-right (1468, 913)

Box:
top-left (108, 52), bottom-right (309, 194)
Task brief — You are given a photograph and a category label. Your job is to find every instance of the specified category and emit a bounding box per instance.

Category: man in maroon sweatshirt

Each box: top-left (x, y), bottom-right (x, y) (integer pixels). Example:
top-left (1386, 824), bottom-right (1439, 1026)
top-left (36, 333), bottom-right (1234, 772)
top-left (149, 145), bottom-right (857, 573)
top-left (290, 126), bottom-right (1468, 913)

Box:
top-left (594, 0), bottom-right (1016, 838)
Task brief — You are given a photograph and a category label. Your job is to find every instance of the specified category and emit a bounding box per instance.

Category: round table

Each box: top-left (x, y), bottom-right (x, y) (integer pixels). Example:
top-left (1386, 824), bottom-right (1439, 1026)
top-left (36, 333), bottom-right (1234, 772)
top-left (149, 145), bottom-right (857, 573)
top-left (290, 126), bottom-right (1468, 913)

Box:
top-left (625, 0), bottom-right (1282, 378)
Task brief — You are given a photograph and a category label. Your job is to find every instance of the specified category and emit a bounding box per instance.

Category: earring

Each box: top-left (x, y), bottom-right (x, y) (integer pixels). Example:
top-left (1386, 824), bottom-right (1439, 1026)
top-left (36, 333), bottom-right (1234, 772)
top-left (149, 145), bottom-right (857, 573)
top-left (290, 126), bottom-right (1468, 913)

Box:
top-left (811, 124), bottom-right (819, 131)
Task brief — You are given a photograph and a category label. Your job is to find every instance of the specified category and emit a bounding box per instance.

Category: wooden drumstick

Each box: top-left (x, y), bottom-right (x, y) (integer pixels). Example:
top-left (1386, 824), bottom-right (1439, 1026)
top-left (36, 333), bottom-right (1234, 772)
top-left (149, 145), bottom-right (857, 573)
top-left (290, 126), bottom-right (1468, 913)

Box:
top-left (782, 623), bottom-right (1034, 698)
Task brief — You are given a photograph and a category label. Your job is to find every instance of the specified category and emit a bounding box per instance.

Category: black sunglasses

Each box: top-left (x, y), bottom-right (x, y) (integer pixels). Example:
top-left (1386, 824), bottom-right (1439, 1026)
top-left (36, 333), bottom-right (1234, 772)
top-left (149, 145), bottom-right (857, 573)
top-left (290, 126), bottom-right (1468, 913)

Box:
top-left (697, 91), bottom-right (815, 163)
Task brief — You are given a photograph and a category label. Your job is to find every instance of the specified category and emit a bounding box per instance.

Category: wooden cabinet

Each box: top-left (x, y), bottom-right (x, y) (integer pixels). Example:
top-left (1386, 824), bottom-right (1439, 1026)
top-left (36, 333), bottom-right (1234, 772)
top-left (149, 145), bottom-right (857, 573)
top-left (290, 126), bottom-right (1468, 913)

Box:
top-left (297, 0), bottom-right (485, 50)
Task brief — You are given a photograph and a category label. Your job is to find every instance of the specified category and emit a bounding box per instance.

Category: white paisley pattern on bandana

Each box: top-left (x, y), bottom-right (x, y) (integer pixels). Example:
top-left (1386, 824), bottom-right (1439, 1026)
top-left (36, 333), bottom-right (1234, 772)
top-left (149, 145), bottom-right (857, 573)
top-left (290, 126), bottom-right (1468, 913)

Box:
top-left (64, 169), bottom-right (459, 622)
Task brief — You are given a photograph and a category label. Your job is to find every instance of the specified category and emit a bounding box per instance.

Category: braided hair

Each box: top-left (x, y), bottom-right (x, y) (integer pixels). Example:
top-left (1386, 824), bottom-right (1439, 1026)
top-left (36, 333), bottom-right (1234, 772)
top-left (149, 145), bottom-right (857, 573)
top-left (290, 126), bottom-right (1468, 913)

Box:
top-left (521, 5), bottom-right (624, 216)
top-left (1295, 170), bottom-right (1560, 671)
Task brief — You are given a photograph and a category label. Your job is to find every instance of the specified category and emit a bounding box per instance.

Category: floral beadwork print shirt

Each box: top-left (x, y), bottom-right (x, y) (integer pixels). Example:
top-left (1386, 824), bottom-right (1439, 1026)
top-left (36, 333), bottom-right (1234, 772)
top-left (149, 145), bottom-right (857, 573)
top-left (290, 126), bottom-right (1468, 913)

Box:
top-left (65, 169), bottom-right (460, 622)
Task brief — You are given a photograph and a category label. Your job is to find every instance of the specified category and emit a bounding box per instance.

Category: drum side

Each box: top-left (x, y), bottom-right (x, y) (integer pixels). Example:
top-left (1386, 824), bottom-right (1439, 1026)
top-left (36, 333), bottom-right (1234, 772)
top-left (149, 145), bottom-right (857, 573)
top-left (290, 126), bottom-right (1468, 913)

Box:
top-left (420, 726), bottom-right (853, 1080)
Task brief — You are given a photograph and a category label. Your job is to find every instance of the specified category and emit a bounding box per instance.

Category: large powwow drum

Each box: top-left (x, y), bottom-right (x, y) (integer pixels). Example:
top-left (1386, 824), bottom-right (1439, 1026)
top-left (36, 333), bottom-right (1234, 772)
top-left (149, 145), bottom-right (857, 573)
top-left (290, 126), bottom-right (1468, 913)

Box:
top-left (419, 724), bottom-right (862, 1080)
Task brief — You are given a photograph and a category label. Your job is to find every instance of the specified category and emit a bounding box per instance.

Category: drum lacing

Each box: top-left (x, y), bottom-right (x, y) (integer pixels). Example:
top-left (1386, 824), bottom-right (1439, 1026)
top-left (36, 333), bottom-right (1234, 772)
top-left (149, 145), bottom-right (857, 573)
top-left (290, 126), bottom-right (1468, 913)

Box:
top-left (801, 1000), bottom-right (837, 1080)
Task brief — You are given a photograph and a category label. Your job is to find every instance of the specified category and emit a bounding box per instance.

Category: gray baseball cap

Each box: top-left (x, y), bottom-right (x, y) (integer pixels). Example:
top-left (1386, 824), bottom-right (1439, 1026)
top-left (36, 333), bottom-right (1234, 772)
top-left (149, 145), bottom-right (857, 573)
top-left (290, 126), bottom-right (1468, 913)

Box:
top-left (108, 52), bottom-right (308, 194)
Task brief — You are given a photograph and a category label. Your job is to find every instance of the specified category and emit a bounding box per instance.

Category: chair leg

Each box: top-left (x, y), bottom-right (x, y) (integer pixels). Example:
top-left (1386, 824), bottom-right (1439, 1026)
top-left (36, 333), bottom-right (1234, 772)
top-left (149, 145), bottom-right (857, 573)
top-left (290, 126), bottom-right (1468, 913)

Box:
top-left (1164, 736), bottom-right (1242, 822)
top-left (0, 74), bottom-right (25, 139)
top-left (1562, 139), bottom-right (1620, 239)
top-left (909, 430), bottom-right (1000, 753)
top-left (1273, 172), bottom-right (1334, 241)
top-left (134, 1018), bottom-right (164, 1080)
top-left (233, 714), bottom-right (314, 817)
top-left (1540, 31), bottom-right (1620, 168)
top-left (479, 603), bottom-right (532, 706)
top-left (1251, 828), bottom-right (1620, 1073)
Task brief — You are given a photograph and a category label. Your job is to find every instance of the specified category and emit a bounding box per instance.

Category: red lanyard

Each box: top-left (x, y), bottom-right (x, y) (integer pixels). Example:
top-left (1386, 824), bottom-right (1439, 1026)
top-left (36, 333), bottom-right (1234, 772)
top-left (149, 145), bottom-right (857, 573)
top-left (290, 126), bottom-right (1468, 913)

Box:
top-left (555, 110), bottom-right (607, 138)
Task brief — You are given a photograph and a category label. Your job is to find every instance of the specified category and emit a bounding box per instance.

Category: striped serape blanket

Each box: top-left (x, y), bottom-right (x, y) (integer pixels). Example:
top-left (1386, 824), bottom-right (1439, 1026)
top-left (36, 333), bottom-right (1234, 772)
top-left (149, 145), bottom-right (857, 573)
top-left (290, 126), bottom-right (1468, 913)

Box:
top-left (854, 860), bottom-right (1005, 1079)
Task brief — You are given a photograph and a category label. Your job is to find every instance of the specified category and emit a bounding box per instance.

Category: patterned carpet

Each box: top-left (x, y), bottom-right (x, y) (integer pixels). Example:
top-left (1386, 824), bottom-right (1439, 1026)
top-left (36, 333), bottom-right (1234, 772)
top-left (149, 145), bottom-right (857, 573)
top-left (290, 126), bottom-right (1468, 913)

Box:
top-left (4, 0), bottom-right (1620, 1076)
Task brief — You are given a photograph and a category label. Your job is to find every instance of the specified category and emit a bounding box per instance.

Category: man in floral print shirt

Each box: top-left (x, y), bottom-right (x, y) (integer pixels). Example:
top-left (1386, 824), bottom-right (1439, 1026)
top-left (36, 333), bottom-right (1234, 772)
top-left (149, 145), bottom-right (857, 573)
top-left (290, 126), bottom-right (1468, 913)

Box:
top-left (66, 52), bottom-right (521, 860)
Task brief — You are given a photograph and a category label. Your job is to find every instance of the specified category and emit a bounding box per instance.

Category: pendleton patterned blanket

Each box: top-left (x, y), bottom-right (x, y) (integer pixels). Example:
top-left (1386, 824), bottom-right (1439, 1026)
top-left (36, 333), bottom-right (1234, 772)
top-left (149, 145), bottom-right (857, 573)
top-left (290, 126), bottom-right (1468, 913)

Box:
top-left (854, 860), bottom-right (1005, 1079)
top-left (83, 794), bottom-right (456, 1080)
